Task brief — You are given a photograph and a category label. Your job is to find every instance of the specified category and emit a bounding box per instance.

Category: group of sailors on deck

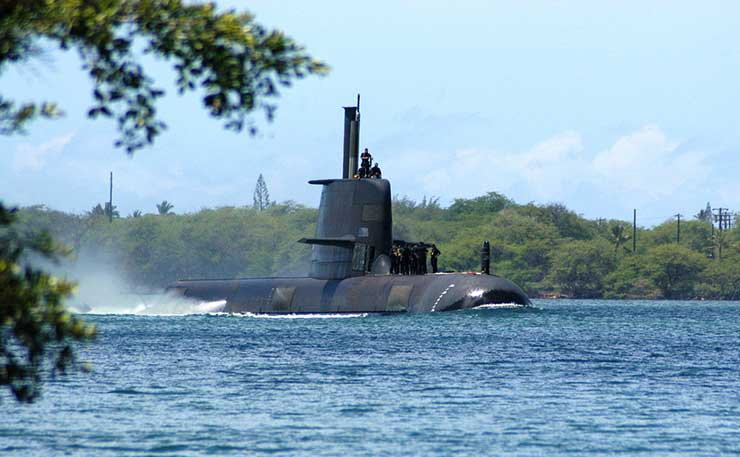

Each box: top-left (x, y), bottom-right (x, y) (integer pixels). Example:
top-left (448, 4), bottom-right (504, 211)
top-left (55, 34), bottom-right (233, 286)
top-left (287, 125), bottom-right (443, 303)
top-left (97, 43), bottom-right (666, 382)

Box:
top-left (391, 242), bottom-right (441, 275)
top-left (355, 148), bottom-right (382, 179)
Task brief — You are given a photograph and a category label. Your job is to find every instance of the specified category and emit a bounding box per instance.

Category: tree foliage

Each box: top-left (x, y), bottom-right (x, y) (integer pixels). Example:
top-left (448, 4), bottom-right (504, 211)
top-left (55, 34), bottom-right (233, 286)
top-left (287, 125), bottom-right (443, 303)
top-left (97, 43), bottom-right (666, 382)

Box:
top-left (609, 223), bottom-right (631, 253)
top-left (645, 245), bottom-right (708, 299)
top-left (156, 200), bottom-right (174, 215)
top-left (1, 203), bottom-right (96, 403)
top-left (88, 203), bottom-right (119, 220)
top-left (0, 0), bottom-right (328, 152)
top-left (253, 173), bottom-right (270, 211)
top-left (394, 196), bottom-right (738, 299)
top-left (547, 240), bottom-right (615, 298)
top-left (447, 192), bottom-right (514, 219)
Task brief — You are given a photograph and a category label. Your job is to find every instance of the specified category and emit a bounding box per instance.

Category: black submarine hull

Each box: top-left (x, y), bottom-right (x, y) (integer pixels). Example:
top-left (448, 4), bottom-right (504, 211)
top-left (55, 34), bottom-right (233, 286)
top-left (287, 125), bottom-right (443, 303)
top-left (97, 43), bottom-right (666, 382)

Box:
top-left (168, 273), bottom-right (531, 314)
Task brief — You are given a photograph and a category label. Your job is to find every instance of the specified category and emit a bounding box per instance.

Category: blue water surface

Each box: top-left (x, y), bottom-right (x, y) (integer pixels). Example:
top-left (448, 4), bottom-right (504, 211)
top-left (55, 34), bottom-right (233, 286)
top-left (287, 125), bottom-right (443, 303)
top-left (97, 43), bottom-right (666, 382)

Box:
top-left (2, 300), bottom-right (740, 456)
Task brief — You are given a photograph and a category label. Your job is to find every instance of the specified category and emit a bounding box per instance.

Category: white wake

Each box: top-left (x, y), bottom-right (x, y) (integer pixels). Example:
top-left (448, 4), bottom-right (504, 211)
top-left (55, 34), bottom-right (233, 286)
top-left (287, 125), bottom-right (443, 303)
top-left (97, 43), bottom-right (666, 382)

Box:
top-left (70, 294), bottom-right (368, 318)
top-left (237, 312), bottom-right (368, 319)
top-left (471, 303), bottom-right (527, 309)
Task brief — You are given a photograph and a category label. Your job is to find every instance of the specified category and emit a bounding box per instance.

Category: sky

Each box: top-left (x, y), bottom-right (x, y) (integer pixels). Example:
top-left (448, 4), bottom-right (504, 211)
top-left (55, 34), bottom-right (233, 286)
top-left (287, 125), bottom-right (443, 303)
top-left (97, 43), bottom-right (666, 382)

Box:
top-left (2, 0), bottom-right (739, 224)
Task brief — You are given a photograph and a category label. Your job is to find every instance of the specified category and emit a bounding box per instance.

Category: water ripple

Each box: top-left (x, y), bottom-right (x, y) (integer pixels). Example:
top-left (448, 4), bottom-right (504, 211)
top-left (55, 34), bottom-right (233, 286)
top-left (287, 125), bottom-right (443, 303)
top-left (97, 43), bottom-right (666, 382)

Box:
top-left (2, 299), bottom-right (739, 456)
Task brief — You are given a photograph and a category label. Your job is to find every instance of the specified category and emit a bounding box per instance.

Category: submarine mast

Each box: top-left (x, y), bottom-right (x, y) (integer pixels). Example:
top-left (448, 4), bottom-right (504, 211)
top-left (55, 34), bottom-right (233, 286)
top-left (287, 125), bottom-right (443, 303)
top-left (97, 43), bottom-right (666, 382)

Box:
top-left (342, 94), bottom-right (360, 179)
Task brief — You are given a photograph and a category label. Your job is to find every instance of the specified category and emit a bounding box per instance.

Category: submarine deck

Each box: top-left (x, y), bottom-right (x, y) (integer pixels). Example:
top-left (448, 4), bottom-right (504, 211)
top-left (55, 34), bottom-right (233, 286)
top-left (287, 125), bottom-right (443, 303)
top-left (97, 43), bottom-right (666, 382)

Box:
top-left (169, 272), bottom-right (531, 314)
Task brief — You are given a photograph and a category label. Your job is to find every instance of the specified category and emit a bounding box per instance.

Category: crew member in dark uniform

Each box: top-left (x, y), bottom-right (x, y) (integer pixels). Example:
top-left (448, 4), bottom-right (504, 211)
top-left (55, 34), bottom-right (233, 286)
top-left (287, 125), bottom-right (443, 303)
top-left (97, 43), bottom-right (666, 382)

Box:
top-left (409, 245), bottom-right (419, 275)
top-left (390, 244), bottom-right (400, 274)
top-left (416, 244), bottom-right (428, 275)
top-left (360, 148), bottom-right (372, 178)
top-left (430, 244), bottom-right (440, 273)
top-left (370, 163), bottom-right (382, 179)
top-left (401, 245), bottom-right (411, 275)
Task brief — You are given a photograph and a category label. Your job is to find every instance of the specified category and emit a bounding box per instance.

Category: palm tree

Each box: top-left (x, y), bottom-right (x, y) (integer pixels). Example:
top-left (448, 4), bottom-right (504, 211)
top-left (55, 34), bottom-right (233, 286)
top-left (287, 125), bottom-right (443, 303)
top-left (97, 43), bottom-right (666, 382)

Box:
top-left (610, 224), bottom-right (632, 254)
top-left (88, 203), bottom-right (119, 219)
top-left (156, 200), bottom-right (174, 215)
top-left (694, 202), bottom-right (712, 222)
top-left (711, 231), bottom-right (727, 260)
top-left (104, 202), bottom-right (119, 219)
top-left (130, 210), bottom-right (142, 218)
top-left (88, 203), bottom-right (106, 217)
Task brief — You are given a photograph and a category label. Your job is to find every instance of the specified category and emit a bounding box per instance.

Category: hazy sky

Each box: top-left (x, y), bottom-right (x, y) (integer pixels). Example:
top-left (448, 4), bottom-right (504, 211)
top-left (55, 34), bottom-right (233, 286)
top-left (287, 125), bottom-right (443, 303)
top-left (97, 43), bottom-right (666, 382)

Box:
top-left (2, 0), bottom-right (738, 224)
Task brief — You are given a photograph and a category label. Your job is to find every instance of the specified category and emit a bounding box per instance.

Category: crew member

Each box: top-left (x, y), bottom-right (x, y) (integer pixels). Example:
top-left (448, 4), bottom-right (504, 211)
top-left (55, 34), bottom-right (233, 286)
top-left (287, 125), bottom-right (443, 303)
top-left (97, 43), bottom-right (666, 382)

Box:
top-left (360, 148), bottom-right (372, 178)
top-left (416, 244), bottom-right (428, 275)
top-left (370, 163), bottom-right (382, 179)
top-left (409, 245), bottom-right (419, 275)
top-left (430, 244), bottom-right (440, 273)
top-left (401, 245), bottom-right (411, 275)
top-left (390, 245), bottom-right (400, 274)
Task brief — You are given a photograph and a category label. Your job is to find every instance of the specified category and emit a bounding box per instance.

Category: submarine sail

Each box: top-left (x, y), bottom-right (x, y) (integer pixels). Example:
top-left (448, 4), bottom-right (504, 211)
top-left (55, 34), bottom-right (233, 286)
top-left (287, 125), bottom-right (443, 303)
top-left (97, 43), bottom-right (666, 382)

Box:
top-left (168, 99), bottom-right (531, 313)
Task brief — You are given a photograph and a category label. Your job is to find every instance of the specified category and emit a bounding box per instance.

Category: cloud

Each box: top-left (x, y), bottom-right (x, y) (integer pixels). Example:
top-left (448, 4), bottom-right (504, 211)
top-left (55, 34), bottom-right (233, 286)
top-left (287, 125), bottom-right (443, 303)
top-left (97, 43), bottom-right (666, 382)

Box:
top-left (393, 130), bottom-right (585, 202)
top-left (385, 125), bottom-right (718, 218)
top-left (591, 125), bottom-right (710, 200)
top-left (512, 131), bottom-right (584, 199)
top-left (13, 132), bottom-right (75, 172)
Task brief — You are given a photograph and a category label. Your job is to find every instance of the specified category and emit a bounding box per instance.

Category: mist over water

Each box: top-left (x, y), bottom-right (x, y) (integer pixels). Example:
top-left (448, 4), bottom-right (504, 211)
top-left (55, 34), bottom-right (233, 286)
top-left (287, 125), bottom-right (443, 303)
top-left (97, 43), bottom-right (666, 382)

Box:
top-left (62, 262), bottom-right (367, 317)
top-left (64, 269), bottom-right (224, 315)
top-left (46, 250), bottom-right (226, 315)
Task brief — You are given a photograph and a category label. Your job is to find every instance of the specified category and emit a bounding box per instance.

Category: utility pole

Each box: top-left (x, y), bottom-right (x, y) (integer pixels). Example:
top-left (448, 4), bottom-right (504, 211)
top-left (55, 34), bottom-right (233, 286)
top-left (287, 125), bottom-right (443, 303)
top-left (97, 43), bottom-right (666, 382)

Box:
top-left (714, 207), bottom-right (728, 260)
top-left (710, 215), bottom-right (715, 259)
top-left (109, 171), bottom-right (113, 224)
top-left (632, 209), bottom-right (637, 253)
top-left (721, 212), bottom-right (733, 230)
top-left (675, 213), bottom-right (682, 243)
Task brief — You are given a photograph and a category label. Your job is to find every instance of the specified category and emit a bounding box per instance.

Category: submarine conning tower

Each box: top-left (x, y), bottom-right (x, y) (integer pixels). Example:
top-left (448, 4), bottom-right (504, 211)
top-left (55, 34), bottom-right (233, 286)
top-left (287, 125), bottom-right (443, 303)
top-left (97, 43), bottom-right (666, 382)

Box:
top-left (298, 97), bottom-right (393, 280)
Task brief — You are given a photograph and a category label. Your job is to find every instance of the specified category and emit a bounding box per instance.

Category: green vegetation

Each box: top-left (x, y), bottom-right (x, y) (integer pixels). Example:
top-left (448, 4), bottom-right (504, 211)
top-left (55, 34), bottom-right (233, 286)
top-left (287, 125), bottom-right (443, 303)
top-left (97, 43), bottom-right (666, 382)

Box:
top-left (1, 1), bottom-right (325, 401)
top-left (16, 202), bottom-right (316, 289)
top-left (156, 200), bottom-right (175, 216)
top-left (1, 203), bottom-right (96, 403)
top-left (253, 173), bottom-right (271, 211)
top-left (16, 196), bottom-right (740, 301)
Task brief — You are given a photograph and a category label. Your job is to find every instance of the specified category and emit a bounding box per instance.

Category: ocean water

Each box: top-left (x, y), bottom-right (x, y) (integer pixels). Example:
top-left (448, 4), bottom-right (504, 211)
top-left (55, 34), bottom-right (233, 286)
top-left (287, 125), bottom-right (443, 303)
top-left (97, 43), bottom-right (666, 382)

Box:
top-left (2, 300), bottom-right (740, 456)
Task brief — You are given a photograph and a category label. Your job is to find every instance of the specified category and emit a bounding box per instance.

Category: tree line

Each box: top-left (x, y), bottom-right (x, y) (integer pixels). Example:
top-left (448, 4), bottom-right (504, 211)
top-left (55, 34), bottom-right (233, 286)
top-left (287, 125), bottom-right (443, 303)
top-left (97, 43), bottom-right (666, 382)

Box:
top-left (16, 193), bottom-right (740, 300)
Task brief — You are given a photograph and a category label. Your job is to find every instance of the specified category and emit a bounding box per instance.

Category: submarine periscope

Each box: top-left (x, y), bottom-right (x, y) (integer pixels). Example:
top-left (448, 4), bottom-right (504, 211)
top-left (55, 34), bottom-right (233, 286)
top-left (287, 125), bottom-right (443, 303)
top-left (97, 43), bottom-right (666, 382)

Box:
top-left (167, 98), bottom-right (532, 313)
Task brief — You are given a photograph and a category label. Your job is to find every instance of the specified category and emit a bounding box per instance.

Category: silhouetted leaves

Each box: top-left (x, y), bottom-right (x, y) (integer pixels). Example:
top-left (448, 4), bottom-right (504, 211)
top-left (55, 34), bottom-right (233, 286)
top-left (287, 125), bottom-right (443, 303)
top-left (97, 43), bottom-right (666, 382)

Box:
top-left (156, 200), bottom-right (174, 215)
top-left (0, 203), bottom-right (96, 403)
top-left (0, 0), bottom-right (328, 152)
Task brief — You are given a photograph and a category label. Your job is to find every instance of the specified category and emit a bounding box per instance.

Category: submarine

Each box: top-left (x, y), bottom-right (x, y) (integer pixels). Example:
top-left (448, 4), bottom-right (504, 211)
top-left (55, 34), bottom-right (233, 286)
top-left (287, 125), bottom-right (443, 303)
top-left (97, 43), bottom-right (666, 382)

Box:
top-left (168, 99), bottom-right (531, 313)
